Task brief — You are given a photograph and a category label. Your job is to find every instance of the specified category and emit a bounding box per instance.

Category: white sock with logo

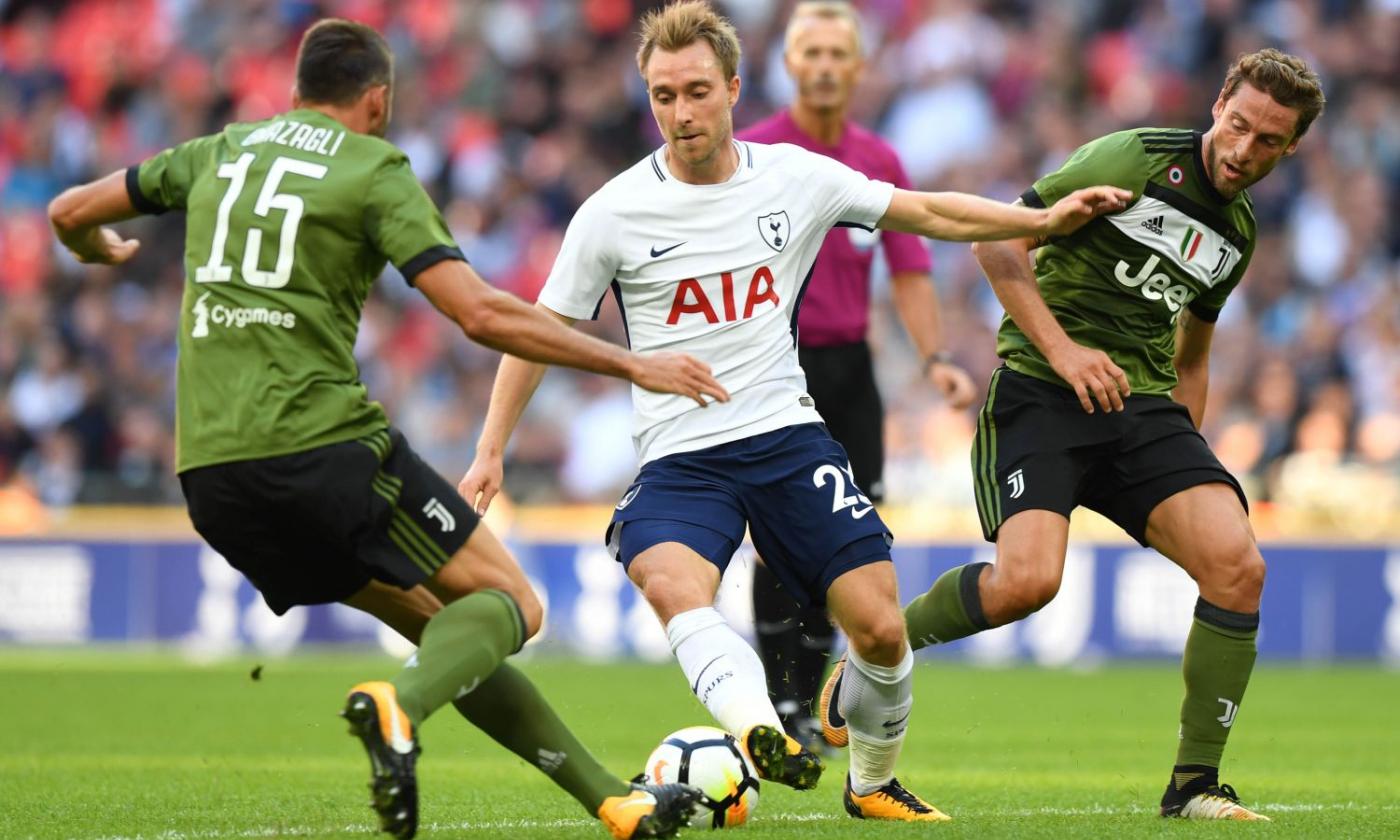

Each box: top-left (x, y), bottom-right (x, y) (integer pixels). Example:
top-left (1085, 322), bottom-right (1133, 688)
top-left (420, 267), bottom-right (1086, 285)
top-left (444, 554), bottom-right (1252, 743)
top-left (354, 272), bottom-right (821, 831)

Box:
top-left (839, 643), bottom-right (913, 796)
top-left (666, 607), bottom-right (783, 736)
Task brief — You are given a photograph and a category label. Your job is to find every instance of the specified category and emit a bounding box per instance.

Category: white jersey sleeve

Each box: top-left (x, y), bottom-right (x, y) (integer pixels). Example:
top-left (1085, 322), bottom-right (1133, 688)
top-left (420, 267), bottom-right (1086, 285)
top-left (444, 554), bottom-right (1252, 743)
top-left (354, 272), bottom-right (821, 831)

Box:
top-left (537, 194), bottom-right (620, 319)
top-left (787, 148), bottom-right (895, 231)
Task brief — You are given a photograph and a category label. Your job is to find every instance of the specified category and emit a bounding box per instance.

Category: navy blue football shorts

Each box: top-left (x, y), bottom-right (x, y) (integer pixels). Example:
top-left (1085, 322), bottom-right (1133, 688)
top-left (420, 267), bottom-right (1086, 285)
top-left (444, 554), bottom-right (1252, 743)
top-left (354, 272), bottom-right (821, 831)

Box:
top-left (605, 423), bottom-right (893, 606)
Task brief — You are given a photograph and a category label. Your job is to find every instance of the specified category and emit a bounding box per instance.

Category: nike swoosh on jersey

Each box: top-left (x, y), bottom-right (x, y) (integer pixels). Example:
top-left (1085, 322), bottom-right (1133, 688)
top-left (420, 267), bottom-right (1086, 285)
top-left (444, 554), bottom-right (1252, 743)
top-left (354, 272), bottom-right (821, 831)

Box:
top-left (650, 241), bottom-right (686, 258)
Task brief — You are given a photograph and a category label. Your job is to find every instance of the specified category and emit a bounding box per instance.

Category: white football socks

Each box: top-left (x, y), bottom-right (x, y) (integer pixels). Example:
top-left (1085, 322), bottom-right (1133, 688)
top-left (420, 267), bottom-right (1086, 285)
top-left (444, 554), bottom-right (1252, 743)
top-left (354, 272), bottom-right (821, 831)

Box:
top-left (667, 606), bottom-right (783, 736)
top-left (839, 643), bottom-right (913, 796)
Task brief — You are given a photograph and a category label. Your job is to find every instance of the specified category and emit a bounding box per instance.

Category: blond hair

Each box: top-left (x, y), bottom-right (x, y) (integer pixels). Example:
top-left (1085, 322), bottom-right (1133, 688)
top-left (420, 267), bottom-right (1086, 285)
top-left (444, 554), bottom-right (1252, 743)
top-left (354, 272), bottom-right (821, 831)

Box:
top-left (636, 0), bottom-right (742, 81)
top-left (1221, 48), bottom-right (1326, 139)
top-left (784, 1), bottom-right (863, 55)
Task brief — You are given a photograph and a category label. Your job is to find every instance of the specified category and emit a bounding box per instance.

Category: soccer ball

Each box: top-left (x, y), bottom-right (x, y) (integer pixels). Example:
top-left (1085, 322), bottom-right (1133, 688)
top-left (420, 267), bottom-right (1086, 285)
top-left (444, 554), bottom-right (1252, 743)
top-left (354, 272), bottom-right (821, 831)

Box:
top-left (643, 726), bottom-right (760, 829)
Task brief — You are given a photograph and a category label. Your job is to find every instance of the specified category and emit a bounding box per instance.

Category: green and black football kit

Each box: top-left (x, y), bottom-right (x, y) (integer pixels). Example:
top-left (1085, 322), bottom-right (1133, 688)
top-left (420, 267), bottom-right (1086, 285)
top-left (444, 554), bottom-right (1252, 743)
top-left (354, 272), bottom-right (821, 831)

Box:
top-left (973, 128), bottom-right (1255, 545)
top-left (128, 109), bottom-right (659, 822)
top-left (128, 109), bottom-right (478, 613)
top-left (894, 127), bottom-right (1266, 811)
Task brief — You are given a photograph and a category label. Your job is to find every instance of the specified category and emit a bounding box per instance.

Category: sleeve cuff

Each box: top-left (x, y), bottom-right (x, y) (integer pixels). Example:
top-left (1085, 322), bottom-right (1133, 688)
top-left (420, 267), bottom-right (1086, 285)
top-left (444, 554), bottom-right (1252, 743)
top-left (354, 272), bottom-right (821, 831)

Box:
top-left (397, 244), bottom-right (467, 286)
top-left (1019, 187), bottom-right (1046, 209)
top-left (125, 165), bottom-right (167, 215)
top-left (537, 288), bottom-right (602, 322)
top-left (1187, 301), bottom-right (1222, 322)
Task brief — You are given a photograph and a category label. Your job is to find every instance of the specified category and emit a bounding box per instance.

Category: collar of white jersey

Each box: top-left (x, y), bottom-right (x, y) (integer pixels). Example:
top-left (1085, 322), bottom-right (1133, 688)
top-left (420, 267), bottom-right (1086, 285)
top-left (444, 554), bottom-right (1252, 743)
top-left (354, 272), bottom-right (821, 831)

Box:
top-left (649, 140), bottom-right (755, 186)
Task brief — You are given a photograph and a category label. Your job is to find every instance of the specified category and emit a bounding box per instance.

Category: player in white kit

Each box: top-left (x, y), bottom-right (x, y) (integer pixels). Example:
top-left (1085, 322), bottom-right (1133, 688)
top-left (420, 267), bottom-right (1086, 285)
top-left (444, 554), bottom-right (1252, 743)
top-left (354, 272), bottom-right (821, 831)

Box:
top-left (460, 0), bottom-right (1128, 821)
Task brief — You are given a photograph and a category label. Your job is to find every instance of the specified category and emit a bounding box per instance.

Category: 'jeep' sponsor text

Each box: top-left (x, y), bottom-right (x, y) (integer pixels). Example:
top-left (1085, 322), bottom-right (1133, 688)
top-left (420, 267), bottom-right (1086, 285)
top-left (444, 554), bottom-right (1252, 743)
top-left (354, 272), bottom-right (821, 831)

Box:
top-left (1113, 254), bottom-right (1194, 314)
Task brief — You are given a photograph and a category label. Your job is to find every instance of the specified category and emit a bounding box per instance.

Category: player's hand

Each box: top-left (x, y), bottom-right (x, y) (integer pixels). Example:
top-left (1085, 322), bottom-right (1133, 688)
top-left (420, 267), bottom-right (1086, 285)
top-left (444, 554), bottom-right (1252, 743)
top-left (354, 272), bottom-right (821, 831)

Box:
top-left (458, 454), bottom-right (505, 516)
top-left (1047, 340), bottom-right (1131, 414)
top-left (927, 361), bottom-right (978, 410)
top-left (69, 227), bottom-right (141, 265)
top-left (1044, 186), bottom-right (1132, 238)
top-left (629, 352), bottom-right (730, 407)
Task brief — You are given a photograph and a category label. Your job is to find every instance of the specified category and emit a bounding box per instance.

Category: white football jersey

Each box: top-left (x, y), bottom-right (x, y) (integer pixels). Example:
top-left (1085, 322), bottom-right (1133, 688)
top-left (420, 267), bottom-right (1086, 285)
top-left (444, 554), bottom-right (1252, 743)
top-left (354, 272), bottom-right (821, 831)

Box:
top-left (538, 141), bottom-right (895, 466)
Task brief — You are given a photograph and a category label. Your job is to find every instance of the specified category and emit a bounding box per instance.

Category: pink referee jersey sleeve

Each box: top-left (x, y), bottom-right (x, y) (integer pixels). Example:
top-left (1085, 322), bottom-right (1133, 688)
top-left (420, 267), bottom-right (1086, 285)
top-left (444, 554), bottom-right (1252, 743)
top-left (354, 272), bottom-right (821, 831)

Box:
top-left (879, 151), bottom-right (932, 275)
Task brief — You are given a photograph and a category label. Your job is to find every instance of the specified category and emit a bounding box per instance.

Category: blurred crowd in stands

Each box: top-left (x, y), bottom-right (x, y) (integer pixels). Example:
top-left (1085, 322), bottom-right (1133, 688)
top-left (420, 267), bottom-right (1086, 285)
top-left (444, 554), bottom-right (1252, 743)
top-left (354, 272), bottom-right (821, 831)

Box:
top-left (0, 0), bottom-right (1396, 532)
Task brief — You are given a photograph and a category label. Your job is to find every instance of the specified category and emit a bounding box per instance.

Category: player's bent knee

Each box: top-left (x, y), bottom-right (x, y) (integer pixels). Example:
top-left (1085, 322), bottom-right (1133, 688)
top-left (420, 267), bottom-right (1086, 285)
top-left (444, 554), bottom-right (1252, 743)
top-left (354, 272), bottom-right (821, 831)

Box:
top-left (629, 549), bottom-right (720, 624)
top-left (1241, 554), bottom-right (1267, 601)
top-left (988, 562), bottom-right (1061, 620)
top-left (476, 584), bottom-right (543, 643)
top-left (846, 612), bottom-right (908, 667)
top-left (1206, 549), bottom-right (1266, 611)
top-left (513, 585), bottom-right (545, 641)
top-left (1003, 588), bottom-right (1055, 621)
top-left (643, 583), bottom-right (707, 624)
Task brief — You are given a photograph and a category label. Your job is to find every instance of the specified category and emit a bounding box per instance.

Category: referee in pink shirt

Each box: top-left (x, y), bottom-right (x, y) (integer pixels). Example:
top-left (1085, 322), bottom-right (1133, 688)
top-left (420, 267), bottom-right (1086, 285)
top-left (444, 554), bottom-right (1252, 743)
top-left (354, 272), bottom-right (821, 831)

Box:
top-left (738, 0), bottom-right (977, 747)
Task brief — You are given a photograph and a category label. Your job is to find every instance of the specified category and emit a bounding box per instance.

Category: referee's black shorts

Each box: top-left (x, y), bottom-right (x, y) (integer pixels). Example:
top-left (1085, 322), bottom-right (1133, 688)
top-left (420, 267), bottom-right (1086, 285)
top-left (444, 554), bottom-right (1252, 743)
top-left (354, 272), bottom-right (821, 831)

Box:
top-left (800, 340), bottom-right (885, 503)
top-left (971, 366), bottom-right (1246, 546)
top-left (180, 427), bottom-right (479, 614)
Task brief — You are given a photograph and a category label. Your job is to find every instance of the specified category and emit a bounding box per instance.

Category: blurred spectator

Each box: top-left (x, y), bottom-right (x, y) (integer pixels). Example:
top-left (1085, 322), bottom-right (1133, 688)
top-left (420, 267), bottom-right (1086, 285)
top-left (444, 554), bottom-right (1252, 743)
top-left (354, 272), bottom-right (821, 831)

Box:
top-left (0, 0), bottom-right (1395, 520)
top-left (8, 335), bottom-right (83, 436)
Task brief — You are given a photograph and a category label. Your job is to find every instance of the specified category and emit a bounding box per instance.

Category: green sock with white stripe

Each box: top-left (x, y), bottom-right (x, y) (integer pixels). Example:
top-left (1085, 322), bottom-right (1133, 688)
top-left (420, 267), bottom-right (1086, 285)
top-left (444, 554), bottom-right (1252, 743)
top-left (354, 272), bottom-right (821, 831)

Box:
top-left (903, 563), bottom-right (991, 650)
top-left (452, 663), bottom-right (630, 813)
top-left (391, 589), bottom-right (523, 725)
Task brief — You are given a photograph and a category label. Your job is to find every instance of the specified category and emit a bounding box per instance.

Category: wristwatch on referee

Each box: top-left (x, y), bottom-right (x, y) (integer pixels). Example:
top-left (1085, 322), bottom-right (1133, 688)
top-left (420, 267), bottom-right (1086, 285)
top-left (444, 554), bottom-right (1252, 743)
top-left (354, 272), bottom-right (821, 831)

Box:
top-left (922, 350), bottom-right (954, 375)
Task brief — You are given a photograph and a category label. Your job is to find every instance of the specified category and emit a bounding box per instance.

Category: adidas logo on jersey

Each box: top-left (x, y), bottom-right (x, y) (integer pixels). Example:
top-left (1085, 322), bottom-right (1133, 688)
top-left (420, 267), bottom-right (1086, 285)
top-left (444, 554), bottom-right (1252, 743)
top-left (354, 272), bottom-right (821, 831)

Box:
top-left (1140, 215), bottom-right (1166, 235)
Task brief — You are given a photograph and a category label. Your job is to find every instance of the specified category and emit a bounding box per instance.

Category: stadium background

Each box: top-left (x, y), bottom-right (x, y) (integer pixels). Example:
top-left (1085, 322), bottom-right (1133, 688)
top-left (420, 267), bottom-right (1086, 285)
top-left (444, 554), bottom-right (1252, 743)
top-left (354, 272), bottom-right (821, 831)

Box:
top-left (3, 3), bottom-right (1399, 839)
top-left (0, 0), bottom-right (1397, 659)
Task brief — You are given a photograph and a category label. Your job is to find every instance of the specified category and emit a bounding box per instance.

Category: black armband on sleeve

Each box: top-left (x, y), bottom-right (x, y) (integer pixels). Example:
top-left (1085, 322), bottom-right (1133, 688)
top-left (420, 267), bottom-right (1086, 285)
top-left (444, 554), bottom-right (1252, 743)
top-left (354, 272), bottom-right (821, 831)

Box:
top-left (1019, 187), bottom-right (1046, 209)
top-left (125, 165), bottom-right (167, 215)
top-left (398, 244), bottom-right (468, 286)
top-left (1186, 302), bottom-right (1221, 323)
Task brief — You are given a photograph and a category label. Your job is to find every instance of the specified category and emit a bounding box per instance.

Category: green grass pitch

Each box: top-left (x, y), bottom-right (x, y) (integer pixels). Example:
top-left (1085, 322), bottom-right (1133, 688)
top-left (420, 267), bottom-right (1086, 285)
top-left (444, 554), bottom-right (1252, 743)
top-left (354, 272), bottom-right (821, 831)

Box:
top-left (2, 652), bottom-right (1397, 839)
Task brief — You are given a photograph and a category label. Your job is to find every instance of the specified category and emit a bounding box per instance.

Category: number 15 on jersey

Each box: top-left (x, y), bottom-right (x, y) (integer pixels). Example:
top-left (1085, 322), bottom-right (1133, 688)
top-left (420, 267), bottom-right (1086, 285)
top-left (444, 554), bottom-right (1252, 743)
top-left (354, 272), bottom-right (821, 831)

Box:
top-left (196, 153), bottom-right (327, 289)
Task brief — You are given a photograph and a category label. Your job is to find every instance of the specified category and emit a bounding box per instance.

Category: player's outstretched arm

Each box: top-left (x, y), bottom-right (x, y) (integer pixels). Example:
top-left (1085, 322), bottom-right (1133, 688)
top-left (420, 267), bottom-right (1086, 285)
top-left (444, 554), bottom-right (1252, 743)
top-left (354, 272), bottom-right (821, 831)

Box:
top-left (459, 344), bottom-right (554, 515)
top-left (418, 262), bottom-right (730, 515)
top-left (879, 186), bottom-right (1131, 242)
top-left (972, 236), bottom-right (1130, 414)
top-left (415, 260), bottom-right (727, 404)
top-left (1172, 311), bottom-right (1215, 429)
top-left (48, 170), bottom-right (143, 265)
top-left (455, 298), bottom-right (725, 515)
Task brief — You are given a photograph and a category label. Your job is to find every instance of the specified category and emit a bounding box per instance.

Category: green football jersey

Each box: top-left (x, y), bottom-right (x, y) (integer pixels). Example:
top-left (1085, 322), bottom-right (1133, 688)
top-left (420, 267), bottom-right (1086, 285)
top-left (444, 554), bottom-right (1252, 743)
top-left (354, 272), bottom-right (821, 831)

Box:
top-left (127, 109), bottom-right (464, 471)
top-left (999, 128), bottom-right (1256, 395)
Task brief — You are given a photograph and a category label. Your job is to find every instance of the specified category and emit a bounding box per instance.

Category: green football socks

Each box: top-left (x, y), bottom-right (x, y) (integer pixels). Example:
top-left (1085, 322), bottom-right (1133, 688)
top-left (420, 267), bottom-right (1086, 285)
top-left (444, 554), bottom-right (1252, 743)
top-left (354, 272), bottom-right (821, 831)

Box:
top-left (453, 662), bottom-right (629, 812)
top-left (390, 589), bottom-right (523, 725)
top-left (1175, 597), bottom-right (1259, 769)
top-left (904, 562), bottom-right (991, 650)
top-left (392, 588), bottom-right (627, 812)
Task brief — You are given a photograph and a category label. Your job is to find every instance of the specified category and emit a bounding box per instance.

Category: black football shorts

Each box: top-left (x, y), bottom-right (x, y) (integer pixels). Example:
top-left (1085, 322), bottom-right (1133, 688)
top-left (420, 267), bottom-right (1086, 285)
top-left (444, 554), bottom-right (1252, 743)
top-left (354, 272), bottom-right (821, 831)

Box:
top-left (180, 427), bottom-right (479, 614)
top-left (971, 367), bottom-right (1246, 546)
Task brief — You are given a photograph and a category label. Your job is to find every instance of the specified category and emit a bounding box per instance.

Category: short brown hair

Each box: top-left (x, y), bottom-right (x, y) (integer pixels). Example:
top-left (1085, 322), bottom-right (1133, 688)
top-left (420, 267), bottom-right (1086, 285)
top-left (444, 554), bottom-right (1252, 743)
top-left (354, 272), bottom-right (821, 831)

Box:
top-left (636, 1), bottom-right (742, 81)
top-left (295, 18), bottom-right (394, 106)
top-left (785, 1), bottom-right (863, 55)
top-left (1221, 48), bottom-right (1325, 139)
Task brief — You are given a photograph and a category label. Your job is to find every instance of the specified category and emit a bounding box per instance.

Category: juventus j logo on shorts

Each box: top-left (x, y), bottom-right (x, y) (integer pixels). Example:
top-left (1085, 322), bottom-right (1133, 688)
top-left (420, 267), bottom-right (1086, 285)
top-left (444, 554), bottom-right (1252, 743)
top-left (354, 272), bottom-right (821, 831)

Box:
top-left (1006, 469), bottom-right (1025, 499)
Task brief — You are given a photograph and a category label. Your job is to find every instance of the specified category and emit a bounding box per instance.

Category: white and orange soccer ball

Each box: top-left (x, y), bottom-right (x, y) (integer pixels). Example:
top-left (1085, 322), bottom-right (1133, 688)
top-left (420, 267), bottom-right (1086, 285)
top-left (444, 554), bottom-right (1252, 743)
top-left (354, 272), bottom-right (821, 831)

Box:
top-left (643, 726), bottom-right (760, 829)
